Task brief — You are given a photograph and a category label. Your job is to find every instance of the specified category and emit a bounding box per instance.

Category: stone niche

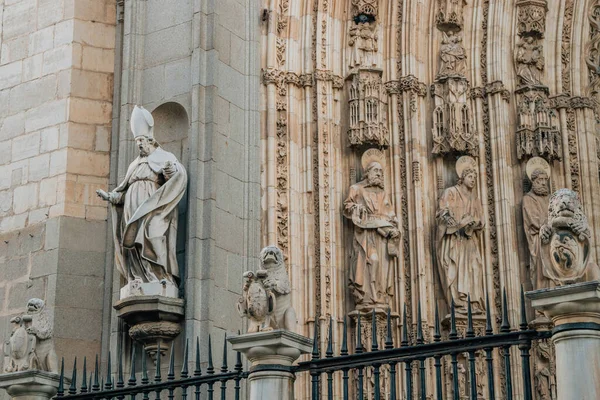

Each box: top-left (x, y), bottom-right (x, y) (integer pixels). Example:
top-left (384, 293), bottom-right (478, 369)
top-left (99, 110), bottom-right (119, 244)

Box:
top-left (347, 69), bottom-right (389, 148)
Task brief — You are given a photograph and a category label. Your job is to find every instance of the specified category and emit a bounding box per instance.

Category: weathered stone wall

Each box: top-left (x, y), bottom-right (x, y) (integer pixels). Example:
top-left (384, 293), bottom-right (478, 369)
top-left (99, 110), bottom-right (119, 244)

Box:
top-left (0, 0), bottom-right (116, 389)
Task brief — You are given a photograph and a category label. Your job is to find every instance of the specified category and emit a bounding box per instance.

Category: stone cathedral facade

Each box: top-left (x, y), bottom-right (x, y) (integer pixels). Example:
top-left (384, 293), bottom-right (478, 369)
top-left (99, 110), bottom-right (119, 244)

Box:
top-left (1, 0), bottom-right (600, 399)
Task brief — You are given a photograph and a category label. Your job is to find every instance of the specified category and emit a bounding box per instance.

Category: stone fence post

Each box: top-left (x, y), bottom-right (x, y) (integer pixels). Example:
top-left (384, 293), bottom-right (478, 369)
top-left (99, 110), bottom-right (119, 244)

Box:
top-left (527, 281), bottom-right (600, 400)
top-left (0, 371), bottom-right (61, 400)
top-left (228, 330), bottom-right (312, 400)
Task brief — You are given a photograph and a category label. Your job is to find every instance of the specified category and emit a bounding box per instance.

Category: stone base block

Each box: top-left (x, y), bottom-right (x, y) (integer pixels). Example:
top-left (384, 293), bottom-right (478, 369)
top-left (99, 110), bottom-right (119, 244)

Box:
top-left (228, 330), bottom-right (312, 366)
top-left (0, 370), bottom-right (60, 400)
top-left (120, 280), bottom-right (179, 300)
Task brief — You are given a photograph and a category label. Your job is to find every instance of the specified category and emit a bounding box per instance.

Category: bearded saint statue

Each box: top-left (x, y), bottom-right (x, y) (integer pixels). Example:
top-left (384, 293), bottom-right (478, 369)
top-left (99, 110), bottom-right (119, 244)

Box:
top-left (436, 157), bottom-right (485, 314)
top-left (522, 158), bottom-right (553, 292)
top-left (97, 106), bottom-right (187, 297)
top-left (343, 151), bottom-right (400, 310)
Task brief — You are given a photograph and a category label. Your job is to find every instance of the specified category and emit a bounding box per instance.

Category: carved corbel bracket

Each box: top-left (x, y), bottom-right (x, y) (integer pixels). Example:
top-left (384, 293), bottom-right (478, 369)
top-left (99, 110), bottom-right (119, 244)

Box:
top-left (114, 296), bottom-right (185, 364)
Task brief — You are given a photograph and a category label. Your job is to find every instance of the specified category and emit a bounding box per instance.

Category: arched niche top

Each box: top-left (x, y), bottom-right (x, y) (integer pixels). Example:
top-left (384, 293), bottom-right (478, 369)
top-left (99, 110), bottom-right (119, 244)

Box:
top-left (151, 102), bottom-right (190, 166)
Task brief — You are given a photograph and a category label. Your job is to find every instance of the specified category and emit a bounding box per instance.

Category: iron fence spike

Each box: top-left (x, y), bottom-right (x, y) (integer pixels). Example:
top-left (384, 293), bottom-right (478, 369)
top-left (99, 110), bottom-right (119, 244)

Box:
top-left (486, 292), bottom-right (493, 335)
top-left (235, 330), bottom-right (243, 373)
top-left (501, 288), bottom-right (511, 332)
top-left (117, 344), bottom-right (124, 388)
top-left (168, 341), bottom-right (176, 380)
top-left (449, 298), bottom-right (458, 340)
top-left (69, 357), bottom-right (77, 394)
top-left (207, 335), bottom-right (215, 374)
top-left (155, 340), bottom-right (162, 382)
top-left (371, 309), bottom-right (379, 351)
top-left (340, 316), bottom-right (349, 355)
top-left (221, 332), bottom-right (229, 373)
top-left (326, 317), bottom-right (334, 357)
top-left (194, 336), bottom-right (202, 376)
top-left (434, 302), bottom-right (441, 342)
top-left (57, 357), bottom-right (65, 397)
top-left (105, 351), bottom-right (112, 390)
top-left (141, 347), bottom-right (149, 385)
top-left (401, 303), bottom-right (409, 346)
top-left (417, 300), bottom-right (424, 345)
top-left (466, 294), bottom-right (475, 338)
top-left (81, 356), bottom-right (87, 393)
top-left (520, 284), bottom-right (528, 331)
top-left (181, 339), bottom-right (189, 378)
top-left (356, 313), bottom-right (364, 353)
top-left (129, 346), bottom-right (137, 386)
top-left (312, 319), bottom-right (320, 359)
top-left (385, 307), bottom-right (393, 349)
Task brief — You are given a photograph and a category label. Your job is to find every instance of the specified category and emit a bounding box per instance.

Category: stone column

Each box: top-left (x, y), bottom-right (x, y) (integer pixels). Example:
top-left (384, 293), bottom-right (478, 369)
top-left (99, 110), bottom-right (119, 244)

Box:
top-left (527, 281), bottom-right (600, 400)
top-left (228, 330), bottom-right (312, 400)
top-left (0, 371), bottom-right (60, 400)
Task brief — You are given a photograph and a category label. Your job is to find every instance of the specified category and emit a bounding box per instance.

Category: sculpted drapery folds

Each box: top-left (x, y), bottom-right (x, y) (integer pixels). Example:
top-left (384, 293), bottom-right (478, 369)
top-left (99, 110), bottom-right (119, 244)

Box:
top-left (515, 36), bottom-right (545, 87)
top-left (438, 31), bottom-right (467, 79)
top-left (97, 106), bottom-right (187, 296)
top-left (343, 151), bottom-right (400, 310)
top-left (436, 157), bottom-right (485, 314)
top-left (522, 158), bottom-right (553, 292)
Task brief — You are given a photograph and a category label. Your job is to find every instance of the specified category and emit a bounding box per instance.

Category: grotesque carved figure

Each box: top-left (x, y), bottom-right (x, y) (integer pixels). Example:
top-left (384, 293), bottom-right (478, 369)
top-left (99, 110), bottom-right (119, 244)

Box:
top-left (343, 149), bottom-right (400, 311)
top-left (539, 189), bottom-right (597, 284)
top-left (97, 106), bottom-right (188, 298)
top-left (436, 156), bottom-right (485, 314)
top-left (522, 158), bottom-right (553, 292)
top-left (515, 36), bottom-right (544, 87)
top-left (4, 299), bottom-right (58, 373)
top-left (238, 246), bottom-right (296, 332)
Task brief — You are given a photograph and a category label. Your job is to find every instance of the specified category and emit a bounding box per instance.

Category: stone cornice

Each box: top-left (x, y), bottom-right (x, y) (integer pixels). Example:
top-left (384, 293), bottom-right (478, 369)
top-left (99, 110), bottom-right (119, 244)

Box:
top-left (385, 75), bottom-right (427, 96)
top-left (262, 68), bottom-right (343, 89)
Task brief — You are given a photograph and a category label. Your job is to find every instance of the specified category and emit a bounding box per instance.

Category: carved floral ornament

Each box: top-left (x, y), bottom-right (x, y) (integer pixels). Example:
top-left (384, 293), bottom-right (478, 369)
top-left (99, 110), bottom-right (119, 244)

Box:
top-left (435, 0), bottom-right (468, 32)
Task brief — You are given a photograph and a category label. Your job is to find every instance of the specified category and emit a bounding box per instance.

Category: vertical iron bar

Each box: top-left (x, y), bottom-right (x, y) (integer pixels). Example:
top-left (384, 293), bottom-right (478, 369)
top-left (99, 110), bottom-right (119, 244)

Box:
top-left (420, 359), bottom-right (426, 400)
top-left (405, 360), bottom-right (413, 400)
top-left (342, 369), bottom-right (349, 400)
top-left (141, 349), bottom-right (149, 400)
top-left (485, 347), bottom-right (496, 400)
top-left (357, 366), bottom-right (364, 400)
top-left (168, 342), bottom-right (175, 400)
top-left (389, 362), bottom-right (397, 400)
top-left (451, 353), bottom-right (459, 400)
top-left (129, 347), bottom-right (137, 387)
top-left (181, 339), bottom-right (189, 400)
top-left (374, 364), bottom-right (381, 400)
top-left (326, 317), bottom-right (333, 400)
top-left (356, 313), bottom-right (363, 399)
top-left (154, 341), bottom-right (162, 400)
top-left (341, 316), bottom-right (349, 400)
top-left (468, 350), bottom-right (477, 400)
top-left (504, 346), bottom-right (513, 400)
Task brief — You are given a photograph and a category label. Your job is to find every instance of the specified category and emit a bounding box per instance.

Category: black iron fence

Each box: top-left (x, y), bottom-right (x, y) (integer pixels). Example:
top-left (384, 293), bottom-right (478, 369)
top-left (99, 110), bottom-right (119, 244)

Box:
top-left (296, 288), bottom-right (551, 400)
top-left (54, 335), bottom-right (246, 400)
top-left (54, 288), bottom-right (550, 400)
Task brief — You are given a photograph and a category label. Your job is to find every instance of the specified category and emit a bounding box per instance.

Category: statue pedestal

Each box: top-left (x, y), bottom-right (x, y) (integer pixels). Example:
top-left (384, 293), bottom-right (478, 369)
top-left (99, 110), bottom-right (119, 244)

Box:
top-left (349, 308), bottom-right (400, 350)
top-left (228, 330), bottom-right (312, 400)
top-left (114, 295), bottom-right (184, 362)
top-left (527, 281), bottom-right (600, 400)
top-left (0, 371), bottom-right (60, 400)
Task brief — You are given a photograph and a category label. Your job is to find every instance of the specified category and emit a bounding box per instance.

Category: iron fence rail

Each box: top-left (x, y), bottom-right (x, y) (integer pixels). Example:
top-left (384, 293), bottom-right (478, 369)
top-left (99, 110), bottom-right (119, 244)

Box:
top-left (296, 288), bottom-right (551, 400)
top-left (54, 287), bottom-right (549, 400)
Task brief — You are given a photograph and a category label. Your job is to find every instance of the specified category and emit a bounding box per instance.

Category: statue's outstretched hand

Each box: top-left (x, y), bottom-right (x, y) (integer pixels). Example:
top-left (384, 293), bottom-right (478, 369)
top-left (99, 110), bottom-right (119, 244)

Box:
top-left (96, 189), bottom-right (110, 202)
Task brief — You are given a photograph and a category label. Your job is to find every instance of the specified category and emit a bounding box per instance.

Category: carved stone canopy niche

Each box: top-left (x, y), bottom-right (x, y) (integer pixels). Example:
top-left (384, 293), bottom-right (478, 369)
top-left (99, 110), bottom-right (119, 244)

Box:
top-left (352, 0), bottom-right (378, 20)
top-left (347, 69), bottom-right (389, 148)
top-left (516, 87), bottom-right (562, 162)
top-left (431, 78), bottom-right (478, 157)
top-left (516, 0), bottom-right (548, 38)
top-left (436, 0), bottom-right (467, 32)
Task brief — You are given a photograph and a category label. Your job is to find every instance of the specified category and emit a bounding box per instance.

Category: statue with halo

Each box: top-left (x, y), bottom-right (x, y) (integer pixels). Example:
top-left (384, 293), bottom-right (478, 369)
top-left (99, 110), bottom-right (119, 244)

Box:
top-left (436, 156), bottom-right (485, 314)
top-left (343, 149), bottom-right (400, 311)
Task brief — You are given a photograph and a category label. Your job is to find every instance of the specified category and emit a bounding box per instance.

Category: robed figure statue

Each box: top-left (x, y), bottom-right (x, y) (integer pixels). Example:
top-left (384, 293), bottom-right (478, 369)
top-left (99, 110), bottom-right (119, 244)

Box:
top-left (343, 150), bottom-right (400, 311)
top-left (97, 106), bottom-right (187, 297)
top-left (436, 156), bottom-right (485, 314)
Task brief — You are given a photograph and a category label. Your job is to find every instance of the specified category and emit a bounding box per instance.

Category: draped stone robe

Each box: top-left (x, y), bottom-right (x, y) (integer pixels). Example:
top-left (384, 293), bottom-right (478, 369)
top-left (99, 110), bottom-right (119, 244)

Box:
top-left (343, 180), bottom-right (398, 309)
top-left (110, 147), bottom-right (187, 285)
top-left (522, 191), bottom-right (552, 290)
top-left (436, 184), bottom-right (485, 311)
